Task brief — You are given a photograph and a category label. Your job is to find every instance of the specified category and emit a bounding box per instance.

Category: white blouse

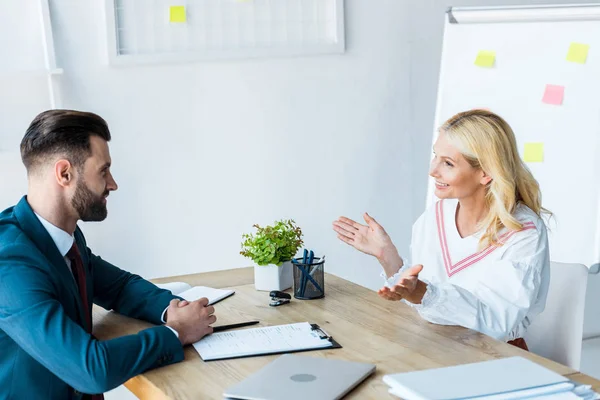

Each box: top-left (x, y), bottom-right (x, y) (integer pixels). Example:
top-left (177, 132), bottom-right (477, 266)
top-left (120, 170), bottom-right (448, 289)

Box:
top-left (382, 198), bottom-right (550, 342)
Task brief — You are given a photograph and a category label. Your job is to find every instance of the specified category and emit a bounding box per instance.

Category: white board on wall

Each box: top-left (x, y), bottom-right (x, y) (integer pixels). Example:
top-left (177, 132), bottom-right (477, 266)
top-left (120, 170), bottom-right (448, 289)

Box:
top-left (429, 4), bottom-right (600, 270)
top-left (104, 0), bottom-right (345, 65)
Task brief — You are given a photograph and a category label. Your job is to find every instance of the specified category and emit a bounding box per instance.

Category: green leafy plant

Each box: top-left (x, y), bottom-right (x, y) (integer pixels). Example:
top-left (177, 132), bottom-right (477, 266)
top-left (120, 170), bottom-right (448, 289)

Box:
top-left (240, 219), bottom-right (304, 266)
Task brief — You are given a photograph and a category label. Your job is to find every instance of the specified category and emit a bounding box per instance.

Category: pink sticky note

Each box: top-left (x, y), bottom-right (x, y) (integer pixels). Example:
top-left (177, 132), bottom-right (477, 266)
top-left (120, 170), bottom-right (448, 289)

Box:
top-left (542, 84), bottom-right (564, 105)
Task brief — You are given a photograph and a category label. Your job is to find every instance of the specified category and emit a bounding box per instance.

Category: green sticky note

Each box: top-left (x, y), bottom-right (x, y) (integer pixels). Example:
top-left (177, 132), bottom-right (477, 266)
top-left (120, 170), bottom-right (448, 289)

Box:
top-left (566, 43), bottom-right (590, 64)
top-left (523, 143), bottom-right (544, 163)
top-left (474, 50), bottom-right (496, 68)
top-left (169, 5), bottom-right (186, 23)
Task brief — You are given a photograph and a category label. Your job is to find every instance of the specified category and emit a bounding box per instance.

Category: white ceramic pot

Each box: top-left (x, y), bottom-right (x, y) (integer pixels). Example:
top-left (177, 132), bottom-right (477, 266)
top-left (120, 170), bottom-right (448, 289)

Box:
top-left (254, 260), bottom-right (293, 291)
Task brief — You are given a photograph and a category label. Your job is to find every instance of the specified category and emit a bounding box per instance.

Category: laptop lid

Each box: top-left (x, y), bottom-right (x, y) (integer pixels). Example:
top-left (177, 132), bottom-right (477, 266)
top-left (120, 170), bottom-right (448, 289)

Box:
top-left (223, 354), bottom-right (376, 400)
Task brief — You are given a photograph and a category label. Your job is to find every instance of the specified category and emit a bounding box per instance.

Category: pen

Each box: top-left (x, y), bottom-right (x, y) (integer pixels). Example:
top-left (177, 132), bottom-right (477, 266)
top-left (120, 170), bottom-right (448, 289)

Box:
top-left (303, 250), bottom-right (315, 296)
top-left (309, 255), bottom-right (324, 277)
top-left (212, 321), bottom-right (260, 332)
top-left (301, 249), bottom-right (309, 295)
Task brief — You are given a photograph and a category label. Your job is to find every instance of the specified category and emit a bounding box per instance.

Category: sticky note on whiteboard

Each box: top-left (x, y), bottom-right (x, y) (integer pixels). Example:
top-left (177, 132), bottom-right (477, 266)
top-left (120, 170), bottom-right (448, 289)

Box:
top-left (474, 50), bottom-right (496, 67)
top-left (566, 43), bottom-right (590, 64)
top-left (542, 84), bottom-right (564, 105)
top-left (169, 6), bottom-right (186, 23)
top-left (524, 143), bottom-right (544, 163)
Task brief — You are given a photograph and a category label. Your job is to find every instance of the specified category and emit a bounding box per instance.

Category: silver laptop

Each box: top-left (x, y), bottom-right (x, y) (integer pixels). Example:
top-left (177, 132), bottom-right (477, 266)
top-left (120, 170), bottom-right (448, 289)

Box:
top-left (223, 354), bottom-right (376, 400)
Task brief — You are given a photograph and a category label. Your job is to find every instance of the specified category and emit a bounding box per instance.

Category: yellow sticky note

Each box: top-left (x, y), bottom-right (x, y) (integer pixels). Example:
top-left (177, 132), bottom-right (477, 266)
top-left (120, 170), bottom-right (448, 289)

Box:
top-left (566, 43), bottom-right (590, 64)
top-left (474, 50), bottom-right (496, 68)
top-left (524, 143), bottom-right (544, 163)
top-left (169, 6), bottom-right (186, 23)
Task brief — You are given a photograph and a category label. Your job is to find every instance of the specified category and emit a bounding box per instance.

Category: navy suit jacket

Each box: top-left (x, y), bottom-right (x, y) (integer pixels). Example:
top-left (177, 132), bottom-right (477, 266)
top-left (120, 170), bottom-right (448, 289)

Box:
top-left (0, 197), bottom-right (184, 399)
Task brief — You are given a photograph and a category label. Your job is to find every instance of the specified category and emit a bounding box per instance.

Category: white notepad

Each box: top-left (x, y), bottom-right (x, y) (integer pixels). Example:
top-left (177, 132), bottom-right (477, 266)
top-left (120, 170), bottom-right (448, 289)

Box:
top-left (193, 322), bottom-right (335, 361)
top-left (383, 357), bottom-right (572, 400)
top-left (155, 281), bottom-right (234, 305)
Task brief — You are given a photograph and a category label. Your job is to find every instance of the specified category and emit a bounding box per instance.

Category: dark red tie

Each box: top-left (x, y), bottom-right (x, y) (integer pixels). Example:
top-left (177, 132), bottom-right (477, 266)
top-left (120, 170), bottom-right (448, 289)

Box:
top-left (67, 243), bottom-right (104, 400)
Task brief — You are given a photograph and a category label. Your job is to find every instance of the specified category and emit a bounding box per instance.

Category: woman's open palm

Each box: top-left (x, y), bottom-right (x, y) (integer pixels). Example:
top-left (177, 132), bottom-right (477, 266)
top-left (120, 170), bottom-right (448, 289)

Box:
top-left (332, 213), bottom-right (393, 258)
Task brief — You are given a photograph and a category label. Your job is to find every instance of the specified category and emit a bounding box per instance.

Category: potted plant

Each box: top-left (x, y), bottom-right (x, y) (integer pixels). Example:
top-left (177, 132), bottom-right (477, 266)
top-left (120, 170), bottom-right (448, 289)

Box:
top-left (240, 219), bottom-right (304, 291)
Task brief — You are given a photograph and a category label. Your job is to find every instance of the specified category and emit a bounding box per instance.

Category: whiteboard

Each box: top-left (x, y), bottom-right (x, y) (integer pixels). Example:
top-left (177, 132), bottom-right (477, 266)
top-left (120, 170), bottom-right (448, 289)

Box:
top-left (105, 0), bottom-right (345, 65)
top-left (429, 4), bottom-right (600, 269)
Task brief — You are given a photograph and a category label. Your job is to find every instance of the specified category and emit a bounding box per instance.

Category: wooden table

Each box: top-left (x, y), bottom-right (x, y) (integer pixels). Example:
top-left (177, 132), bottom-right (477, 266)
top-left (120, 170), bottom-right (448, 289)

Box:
top-left (565, 373), bottom-right (600, 393)
top-left (93, 268), bottom-right (600, 399)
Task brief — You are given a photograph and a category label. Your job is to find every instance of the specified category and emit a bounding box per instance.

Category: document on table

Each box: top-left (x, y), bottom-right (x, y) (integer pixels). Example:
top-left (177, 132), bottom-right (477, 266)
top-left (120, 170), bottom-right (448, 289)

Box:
top-left (193, 322), bottom-right (336, 361)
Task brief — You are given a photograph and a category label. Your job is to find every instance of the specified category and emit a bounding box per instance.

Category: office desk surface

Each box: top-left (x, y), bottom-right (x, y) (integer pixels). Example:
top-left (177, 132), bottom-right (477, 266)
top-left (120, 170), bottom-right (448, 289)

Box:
top-left (92, 267), bottom-right (599, 399)
top-left (566, 372), bottom-right (600, 392)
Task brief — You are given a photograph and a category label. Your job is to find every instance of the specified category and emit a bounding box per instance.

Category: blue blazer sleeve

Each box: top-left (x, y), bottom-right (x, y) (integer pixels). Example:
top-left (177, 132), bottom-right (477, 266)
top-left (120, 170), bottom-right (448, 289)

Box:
top-left (89, 252), bottom-right (178, 324)
top-left (75, 229), bottom-right (178, 324)
top-left (0, 244), bottom-right (184, 394)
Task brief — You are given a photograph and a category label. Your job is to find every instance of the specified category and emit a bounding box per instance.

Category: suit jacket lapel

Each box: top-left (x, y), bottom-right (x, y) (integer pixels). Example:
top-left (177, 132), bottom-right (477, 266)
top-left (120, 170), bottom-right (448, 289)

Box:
top-left (13, 196), bottom-right (87, 326)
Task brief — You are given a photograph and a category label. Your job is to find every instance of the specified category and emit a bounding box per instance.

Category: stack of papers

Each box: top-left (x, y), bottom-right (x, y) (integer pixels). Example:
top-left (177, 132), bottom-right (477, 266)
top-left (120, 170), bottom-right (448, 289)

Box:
top-left (383, 357), bottom-right (599, 400)
top-left (155, 281), bottom-right (234, 305)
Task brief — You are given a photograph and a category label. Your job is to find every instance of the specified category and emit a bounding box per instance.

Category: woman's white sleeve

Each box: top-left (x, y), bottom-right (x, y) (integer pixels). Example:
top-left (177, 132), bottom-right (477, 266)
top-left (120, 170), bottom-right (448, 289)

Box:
top-left (380, 256), bottom-right (410, 287)
top-left (410, 229), bottom-right (549, 341)
top-left (381, 213), bottom-right (424, 287)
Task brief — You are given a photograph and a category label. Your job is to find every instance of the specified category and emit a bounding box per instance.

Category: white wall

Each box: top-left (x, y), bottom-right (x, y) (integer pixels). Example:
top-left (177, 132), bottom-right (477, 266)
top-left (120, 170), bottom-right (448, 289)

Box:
top-left (0, 0), bottom-right (413, 292)
top-left (0, 1), bottom-right (50, 208)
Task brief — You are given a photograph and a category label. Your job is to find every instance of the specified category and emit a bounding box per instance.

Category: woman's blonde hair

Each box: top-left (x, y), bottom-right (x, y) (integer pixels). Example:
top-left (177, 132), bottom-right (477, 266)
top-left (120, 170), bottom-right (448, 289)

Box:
top-left (441, 109), bottom-right (550, 248)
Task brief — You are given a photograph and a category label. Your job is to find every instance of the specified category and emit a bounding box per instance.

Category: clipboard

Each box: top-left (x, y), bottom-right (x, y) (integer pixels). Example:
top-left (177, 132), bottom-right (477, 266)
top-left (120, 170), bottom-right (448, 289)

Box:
top-left (192, 322), bottom-right (342, 362)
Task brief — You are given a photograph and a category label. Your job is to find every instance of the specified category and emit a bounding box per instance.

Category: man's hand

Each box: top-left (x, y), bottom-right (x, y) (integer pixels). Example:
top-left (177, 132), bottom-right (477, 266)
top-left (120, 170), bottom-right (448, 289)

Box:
top-left (164, 299), bottom-right (189, 321)
top-left (165, 298), bottom-right (216, 345)
top-left (377, 264), bottom-right (427, 304)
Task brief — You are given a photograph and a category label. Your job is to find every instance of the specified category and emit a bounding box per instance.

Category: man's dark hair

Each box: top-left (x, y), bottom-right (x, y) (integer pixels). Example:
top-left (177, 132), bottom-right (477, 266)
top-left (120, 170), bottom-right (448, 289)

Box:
top-left (20, 109), bottom-right (111, 173)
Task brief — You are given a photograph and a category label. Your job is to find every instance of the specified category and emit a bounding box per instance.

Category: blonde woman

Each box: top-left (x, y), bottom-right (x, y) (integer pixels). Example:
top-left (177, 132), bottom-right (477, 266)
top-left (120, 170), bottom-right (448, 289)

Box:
top-left (332, 110), bottom-right (550, 350)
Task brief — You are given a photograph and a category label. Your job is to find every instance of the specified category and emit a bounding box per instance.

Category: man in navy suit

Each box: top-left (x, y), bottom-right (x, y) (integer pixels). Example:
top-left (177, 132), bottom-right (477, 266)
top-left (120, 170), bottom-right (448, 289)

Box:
top-left (0, 110), bottom-right (216, 399)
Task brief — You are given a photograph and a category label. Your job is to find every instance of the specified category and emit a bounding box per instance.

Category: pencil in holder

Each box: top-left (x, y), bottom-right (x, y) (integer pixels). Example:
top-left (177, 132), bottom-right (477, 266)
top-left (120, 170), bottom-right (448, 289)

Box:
top-left (292, 256), bottom-right (325, 300)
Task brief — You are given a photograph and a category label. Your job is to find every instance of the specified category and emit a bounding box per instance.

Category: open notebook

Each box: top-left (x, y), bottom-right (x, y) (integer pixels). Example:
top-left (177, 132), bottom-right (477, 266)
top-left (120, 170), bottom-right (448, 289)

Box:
top-left (155, 281), bottom-right (234, 306)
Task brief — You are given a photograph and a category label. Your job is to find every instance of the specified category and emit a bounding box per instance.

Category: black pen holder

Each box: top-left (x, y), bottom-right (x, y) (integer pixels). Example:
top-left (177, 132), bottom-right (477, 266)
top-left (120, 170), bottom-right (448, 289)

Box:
top-left (292, 257), bottom-right (325, 300)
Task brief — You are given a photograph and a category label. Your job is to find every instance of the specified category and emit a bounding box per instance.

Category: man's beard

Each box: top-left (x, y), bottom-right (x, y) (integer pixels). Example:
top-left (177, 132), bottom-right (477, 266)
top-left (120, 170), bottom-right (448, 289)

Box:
top-left (71, 179), bottom-right (108, 222)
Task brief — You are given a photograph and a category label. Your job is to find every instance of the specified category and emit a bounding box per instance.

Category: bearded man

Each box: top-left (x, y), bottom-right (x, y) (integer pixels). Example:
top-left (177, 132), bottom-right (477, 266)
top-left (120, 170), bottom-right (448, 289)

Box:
top-left (0, 110), bottom-right (216, 399)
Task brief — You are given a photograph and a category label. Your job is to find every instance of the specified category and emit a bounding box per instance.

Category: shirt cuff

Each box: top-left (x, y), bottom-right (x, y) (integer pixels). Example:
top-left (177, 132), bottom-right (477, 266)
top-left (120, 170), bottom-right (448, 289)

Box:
top-left (380, 259), bottom-right (409, 288)
top-left (165, 325), bottom-right (179, 338)
top-left (380, 270), bottom-right (402, 288)
top-left (408, 278), bottom-right (440, 310)
top-left (161, 306), bottom-right (168, 323)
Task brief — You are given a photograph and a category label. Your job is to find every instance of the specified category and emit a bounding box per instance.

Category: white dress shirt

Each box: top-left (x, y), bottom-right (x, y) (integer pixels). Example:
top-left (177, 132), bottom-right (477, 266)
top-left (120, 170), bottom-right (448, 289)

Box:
top-left (381, 198), bottom-right (550, 342)
top-left (34, 213), bottom-right (178, 338)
